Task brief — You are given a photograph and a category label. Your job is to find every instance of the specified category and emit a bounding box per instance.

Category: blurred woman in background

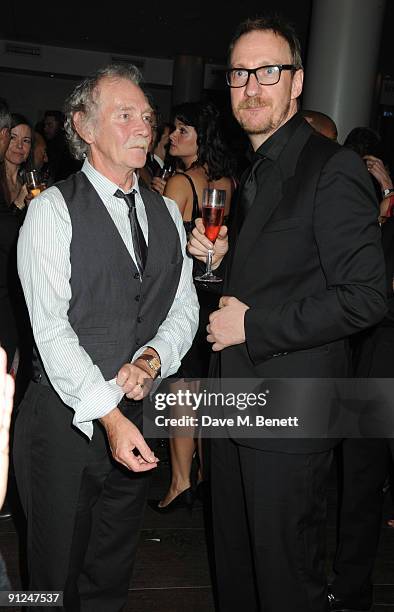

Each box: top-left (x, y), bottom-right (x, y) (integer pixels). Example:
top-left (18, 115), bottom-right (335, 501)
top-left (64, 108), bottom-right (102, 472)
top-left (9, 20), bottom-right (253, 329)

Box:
top-left (4, 114), bottom-right (32, 211)
top-left (149, 100), bottom-right (237, 512)
top-left (0, 112), bottom-right (33, 519)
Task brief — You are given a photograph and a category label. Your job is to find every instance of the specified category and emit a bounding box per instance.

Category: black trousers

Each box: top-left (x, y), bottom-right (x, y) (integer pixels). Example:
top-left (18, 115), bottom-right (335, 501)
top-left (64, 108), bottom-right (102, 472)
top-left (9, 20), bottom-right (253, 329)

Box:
top-left (13, 382), bottom-right (151, 612)
top-left (331, 438), bottom-right (391, 602)
top-left (330, 325), bottom-right (394, 602)
top-left (210, 437), bottom-right (332, 612)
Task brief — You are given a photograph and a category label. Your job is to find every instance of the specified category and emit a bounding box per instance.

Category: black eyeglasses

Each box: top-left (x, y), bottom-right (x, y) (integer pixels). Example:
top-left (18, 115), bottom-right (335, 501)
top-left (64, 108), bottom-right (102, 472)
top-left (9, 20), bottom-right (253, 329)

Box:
top-left (226, 64), bottom-right (299, 88)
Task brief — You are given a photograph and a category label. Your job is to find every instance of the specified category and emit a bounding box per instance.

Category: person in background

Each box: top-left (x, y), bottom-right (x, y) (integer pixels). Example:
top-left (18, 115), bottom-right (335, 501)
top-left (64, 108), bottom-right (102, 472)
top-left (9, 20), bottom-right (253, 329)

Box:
top-left (0, 98), bottom-right (12, 525)
top-left (330, 128), bottom-right (394, 612)
top-left (344, 126), bottom-right (388, 204)
top-left (344, 126), bottom-right (382, 158)
top-left (0, 347), bottom-right (14, 588)
top-left (149, 100), bottom-right (236, 512)
top-left (301, 108), bottom-right (338, 141)
top-left (188, 15), bottom-right (386, 612)
top-left (43, 109), bottom-right (81, 181)
top-left (138, 100), bottom-right (174, 189)
top-left (138, 102), bottom-right (161, 188)
top-left (42, 110), bottom-right (63, 142)
top-left (0, 103), bottom-right (21, 524)
top-left (1, 111), bottom-right (32, 380)
top-left (31, 131), bottom-right (51, 187)
top-left (153, 121), bottom-right (172, 168)
top-left (4, 113), bottom-right (32, 211)
top-left (0, 99), bottom-right (11, 160)
top-left (32, 130), bottom-right (48, 164)
top-left (0, 348), bottom-right (14, 512)
top-left (0, 96), bottom-right (12, 370)
top-left (14, 63), bottom-right (198, 611)
top-left (32, 131), bottom-right (48, 170)
top-left (3, 113), bottom-right (34, 379)
top-left (1, 112), bottom-right (33, 522)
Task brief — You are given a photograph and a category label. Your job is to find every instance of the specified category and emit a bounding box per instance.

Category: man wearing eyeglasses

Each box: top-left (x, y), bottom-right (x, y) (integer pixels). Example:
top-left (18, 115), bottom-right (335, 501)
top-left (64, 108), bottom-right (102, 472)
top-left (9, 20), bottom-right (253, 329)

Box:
top-left (189, 15), bottom-right (386, 612)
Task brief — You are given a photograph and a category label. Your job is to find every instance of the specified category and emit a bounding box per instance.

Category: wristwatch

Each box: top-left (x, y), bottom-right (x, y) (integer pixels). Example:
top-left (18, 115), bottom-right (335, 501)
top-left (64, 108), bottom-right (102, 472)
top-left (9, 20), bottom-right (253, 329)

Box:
top-left (382, 188), bottom-right (394, 198)
top-left (137, 354), bottom-right (161, 377)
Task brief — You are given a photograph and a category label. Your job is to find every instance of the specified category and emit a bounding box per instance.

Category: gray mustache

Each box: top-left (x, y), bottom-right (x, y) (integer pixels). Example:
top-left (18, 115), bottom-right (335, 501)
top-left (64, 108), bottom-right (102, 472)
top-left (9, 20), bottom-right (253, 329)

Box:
top-left (125, 138), bottom-right (149, 150)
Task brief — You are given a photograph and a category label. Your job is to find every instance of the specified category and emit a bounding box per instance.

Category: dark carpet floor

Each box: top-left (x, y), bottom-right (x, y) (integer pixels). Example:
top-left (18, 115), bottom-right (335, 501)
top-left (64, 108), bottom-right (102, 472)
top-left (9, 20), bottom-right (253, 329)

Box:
top-left (1, 442), bottom-right (393, 612)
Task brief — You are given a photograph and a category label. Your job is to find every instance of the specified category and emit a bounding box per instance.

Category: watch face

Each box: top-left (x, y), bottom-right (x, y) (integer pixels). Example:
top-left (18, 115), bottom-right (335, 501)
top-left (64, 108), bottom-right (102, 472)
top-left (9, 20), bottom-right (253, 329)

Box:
top-left (150, 357), bottom-right (161, 371)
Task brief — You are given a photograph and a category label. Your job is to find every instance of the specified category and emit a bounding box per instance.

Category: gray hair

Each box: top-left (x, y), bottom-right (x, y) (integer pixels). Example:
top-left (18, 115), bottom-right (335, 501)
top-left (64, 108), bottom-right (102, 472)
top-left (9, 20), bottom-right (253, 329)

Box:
top-left (64, 64), bottom-right (143, 160)
top-left (0, 97), bottom-right (11, 131)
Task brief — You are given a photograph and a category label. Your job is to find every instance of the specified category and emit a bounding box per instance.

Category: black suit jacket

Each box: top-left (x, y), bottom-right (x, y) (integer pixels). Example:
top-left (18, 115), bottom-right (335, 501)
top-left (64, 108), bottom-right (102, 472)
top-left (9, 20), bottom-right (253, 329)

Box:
top-left (351, 217), bottom-right (394, 377)
top-left (380, 218), bottom-right (394, 325)
top-left (212, 117), bottom-right (387, 453)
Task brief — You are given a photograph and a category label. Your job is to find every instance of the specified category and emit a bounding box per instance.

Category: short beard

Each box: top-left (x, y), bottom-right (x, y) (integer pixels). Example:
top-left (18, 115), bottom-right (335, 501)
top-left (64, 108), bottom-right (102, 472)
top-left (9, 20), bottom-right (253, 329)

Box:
top-left (236, 97), bottom-right (291, 136)
top-left (239, 117), bottom-right (275, 136)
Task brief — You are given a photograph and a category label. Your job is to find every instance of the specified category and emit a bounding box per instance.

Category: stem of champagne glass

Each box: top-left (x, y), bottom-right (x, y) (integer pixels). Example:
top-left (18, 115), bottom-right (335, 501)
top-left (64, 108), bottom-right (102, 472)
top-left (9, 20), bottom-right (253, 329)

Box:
top-left (206, 249), bottom-right (213, 275)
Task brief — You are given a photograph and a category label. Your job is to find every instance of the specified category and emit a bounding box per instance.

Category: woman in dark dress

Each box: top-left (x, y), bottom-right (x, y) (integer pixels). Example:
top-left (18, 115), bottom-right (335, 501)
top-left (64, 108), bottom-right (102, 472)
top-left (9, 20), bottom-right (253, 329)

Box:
top-left (1, 114), bottom-right (33, 385)
top-left (149, 101), bottom-right (237, 511)
top-left (0, 98), bottom-right (13, 580)
top-left (0, 166), bottom-right (24, 375)
top-left (0, 113), bottom-right (34, 523)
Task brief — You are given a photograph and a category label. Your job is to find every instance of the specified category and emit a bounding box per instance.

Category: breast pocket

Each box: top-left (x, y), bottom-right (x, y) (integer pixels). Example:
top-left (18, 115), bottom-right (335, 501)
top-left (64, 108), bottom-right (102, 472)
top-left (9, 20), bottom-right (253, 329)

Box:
top-left (78, 327), bottom-right (116, 359)
top-left (263, 217), bottom-right (304, 233)
top-left (79, 340), bottom-right (118, 360)
top-left (77, 327), bottom-right (109, 337)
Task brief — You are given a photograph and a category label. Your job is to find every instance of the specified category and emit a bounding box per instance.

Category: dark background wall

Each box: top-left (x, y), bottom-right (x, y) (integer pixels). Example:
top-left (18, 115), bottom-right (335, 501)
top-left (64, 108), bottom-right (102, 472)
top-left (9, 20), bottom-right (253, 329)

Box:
top-left (1, 1), bottom-right (393, 166)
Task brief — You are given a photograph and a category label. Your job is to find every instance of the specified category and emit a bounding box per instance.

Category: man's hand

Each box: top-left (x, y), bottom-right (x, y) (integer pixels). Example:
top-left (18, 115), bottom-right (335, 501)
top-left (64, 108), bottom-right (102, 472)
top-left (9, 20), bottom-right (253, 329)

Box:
top-left (116, 362), bottom-right (154, 400)
top-left (188, 218), bottom-right (228, 269)
top-left (151, 176), bottom-right (166, 195)
top-left (207, 296), bottom-right (250, 351)
top-left (100, 407), bottom-right (158, 472)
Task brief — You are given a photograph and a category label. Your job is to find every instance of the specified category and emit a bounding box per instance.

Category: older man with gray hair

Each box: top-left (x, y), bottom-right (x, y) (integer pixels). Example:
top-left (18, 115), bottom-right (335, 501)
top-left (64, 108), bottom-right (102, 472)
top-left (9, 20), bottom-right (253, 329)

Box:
top-left (14, 64), bottom-right (198, 611)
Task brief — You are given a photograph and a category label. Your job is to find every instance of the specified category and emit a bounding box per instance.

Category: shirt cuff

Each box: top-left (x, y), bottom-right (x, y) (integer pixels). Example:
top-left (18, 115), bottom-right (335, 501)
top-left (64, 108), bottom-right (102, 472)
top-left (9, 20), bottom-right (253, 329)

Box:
top-left (72, 378), bottom-right (124, 440)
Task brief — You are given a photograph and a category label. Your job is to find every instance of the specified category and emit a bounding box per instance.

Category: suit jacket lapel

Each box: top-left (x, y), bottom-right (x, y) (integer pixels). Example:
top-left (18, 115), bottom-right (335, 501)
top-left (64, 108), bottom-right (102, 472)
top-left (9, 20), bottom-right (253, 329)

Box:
top-left (228, 164), bottom-right (283, 292)
top-left (224, 167), bottom-right (251, 288)
top-left (228, 121), bottom-right (312, 293)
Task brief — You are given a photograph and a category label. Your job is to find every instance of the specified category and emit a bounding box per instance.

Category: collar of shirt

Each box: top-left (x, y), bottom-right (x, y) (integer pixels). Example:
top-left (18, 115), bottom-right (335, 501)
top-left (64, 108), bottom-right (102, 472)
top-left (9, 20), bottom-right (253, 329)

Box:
top-left (153, 153), bottom-right (165, 169)
top-left (82, 158), bottom-right (143, 199)
top-left (81, 158), bottom-right (148, 235)
top-left (254, 111), bottom-right (304, 162)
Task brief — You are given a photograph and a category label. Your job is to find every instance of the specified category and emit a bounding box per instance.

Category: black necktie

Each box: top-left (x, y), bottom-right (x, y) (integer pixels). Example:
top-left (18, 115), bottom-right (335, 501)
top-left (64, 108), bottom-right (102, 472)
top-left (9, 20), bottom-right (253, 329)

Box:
top-left (239, 157), bottom-right (266, 223)
top-left (114, 189), bottom-right (147, 275)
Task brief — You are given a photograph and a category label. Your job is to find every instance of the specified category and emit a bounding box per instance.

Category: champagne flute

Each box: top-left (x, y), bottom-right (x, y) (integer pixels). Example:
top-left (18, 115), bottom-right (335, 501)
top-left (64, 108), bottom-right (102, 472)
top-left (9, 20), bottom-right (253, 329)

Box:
top-left (151, 164), bottom-right (173, 195)
top-left (158, 164), bottom-right (174, 180)
top-left (194, 188), bottom-right (226, 283)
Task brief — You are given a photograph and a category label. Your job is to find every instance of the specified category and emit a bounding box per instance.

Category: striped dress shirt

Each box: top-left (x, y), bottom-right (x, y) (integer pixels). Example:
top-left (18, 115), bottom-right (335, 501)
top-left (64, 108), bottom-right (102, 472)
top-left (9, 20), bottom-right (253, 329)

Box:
top-left (17, 160), bottom-right (199, 439)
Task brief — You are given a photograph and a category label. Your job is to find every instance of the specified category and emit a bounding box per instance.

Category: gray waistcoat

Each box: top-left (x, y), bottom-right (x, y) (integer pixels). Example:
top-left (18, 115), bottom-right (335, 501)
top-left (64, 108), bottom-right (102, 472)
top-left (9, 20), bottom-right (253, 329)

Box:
top-left (50, 171), bottom-right (183, 379)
